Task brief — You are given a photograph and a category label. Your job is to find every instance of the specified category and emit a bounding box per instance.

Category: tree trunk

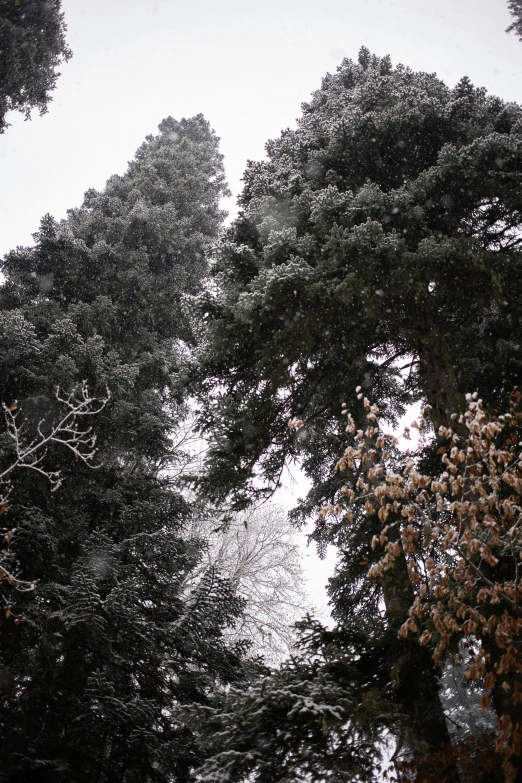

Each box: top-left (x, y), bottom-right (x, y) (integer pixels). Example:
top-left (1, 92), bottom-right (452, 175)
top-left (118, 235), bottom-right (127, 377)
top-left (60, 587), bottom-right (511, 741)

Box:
top-left (383, 552), bottom-right (455, 767)
top-left (482, 634), bottom-right (522, 782)
top-left (417, 332), bottom-right (464, 432)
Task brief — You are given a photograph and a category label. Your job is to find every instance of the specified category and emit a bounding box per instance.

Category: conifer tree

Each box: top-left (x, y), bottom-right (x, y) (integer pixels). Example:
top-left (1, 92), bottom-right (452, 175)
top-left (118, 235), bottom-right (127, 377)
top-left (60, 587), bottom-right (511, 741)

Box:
top-left (195, 49), bottom-right (522, 767)
top-left (198, 50), bottom-right (522, 510)
top-left (507, 0), bottom-right (522, 40)
top-left (0, 0), bottom-right (71, 132)
top-left (185, 618), bottom-right (389, 783)
top-left (0, 116), bottom-right (245, 782)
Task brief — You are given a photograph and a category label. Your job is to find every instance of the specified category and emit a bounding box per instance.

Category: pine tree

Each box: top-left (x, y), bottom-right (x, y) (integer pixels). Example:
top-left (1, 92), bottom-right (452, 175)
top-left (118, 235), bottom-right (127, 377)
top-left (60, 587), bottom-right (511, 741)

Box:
top-left (185, 618), bottom-right (389, 783)
top-left (507, 1), bottom-right (522, 40)
top-left (195, 49), bottom-right (522, 768)
top-left (0, 116), bottom-right (245, 781)
top-left (0, 0), bottom-right (71, 132)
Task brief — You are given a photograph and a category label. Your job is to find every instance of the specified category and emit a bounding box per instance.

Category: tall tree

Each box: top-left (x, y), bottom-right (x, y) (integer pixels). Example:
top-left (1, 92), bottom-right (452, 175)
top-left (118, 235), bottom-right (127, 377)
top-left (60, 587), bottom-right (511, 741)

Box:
top-left (0, 116), bottom-right (246, 782)
top-left (195, 49), bottom-right (522, 765)
top-left (198, 50), bottom-right (522, 511)
top-left (0, 0), bottom-right (71, 132)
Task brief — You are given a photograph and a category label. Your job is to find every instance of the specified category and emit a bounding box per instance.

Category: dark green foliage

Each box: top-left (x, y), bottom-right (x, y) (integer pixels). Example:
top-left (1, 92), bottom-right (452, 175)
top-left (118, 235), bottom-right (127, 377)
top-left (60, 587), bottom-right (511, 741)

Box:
top-left (1, 115), bottom-right (229, 475)
top-left (192, 50), bottom-right (522, 778)
top-left (1, 482), bottom-right (245, 782)
top-left (185, 619), bottom-right (390, 783)
top-left (507, 0), bottom-right (522, 40)
top-left (197, 50), bottom-right (522, 514)
top-left (0, 116), bottom-right (244, 781)
top-left (0, 0), bottom-right (71, 132)
top-left (3, 115), bottom-right (227, 350)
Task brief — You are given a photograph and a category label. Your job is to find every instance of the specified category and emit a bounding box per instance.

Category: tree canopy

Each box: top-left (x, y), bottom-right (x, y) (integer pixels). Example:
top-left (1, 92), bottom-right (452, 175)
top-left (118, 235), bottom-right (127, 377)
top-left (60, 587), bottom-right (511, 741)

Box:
top-left (197, 49), bottom-right (522, 515)
top-left (0, 116), bottom-right (247, 782)
top-left (0, 0), bottom-right (71, 132)
top-left (192, 49), bottom-right (522, 780)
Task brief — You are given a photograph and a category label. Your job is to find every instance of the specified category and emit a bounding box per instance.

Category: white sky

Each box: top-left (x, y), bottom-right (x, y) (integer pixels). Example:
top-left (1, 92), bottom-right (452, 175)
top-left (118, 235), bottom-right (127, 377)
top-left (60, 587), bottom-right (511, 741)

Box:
top-left (1, 0), bottom-right (521, 257)
top-left (1, 0), bottom-right (521, 619)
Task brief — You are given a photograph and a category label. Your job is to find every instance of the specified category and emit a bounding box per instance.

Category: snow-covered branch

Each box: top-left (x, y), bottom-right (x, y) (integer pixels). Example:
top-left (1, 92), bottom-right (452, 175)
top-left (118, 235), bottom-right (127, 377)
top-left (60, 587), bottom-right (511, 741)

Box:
top-left (1, 381), bottom-right (110, 493)
top-left (0, 382), bottom-right (110, 597)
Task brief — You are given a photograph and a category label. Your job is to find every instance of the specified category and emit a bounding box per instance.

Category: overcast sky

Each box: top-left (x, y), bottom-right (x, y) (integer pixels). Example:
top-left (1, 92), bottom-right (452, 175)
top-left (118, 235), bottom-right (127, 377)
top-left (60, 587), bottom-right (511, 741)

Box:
top-left (1, 0), bottom-right (521, 615)
top-left (1, 0), bottom-right (521, 259)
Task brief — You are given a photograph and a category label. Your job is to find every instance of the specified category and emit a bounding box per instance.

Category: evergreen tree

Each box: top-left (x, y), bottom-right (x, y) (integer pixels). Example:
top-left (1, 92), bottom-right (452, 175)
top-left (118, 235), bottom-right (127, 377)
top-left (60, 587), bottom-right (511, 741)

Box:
top-left (185, 618), bottom-right (390, 783)
top-left (0, 0), bottom-right (71, 132)
top-left (194, 50), bottom-right (522, 768)
top-left (0, 116), bottom-right (245, 781)
top-left (507, 1), bottom-right (522, 40)
top-left (198, 50), bottom-right (522, 511)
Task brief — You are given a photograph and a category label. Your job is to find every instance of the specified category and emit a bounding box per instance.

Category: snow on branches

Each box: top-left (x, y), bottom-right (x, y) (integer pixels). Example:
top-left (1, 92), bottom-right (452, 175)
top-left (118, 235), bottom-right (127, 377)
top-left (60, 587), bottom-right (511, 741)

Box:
top-left (0, 381), bottom-right (110, 598)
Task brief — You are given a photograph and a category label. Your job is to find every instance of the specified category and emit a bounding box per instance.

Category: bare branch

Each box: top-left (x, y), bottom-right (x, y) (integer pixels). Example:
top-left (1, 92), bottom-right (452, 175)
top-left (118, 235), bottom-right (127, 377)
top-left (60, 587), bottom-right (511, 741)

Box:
top-left (1, 381), bottom-right (110, 492)
top-left (0, 382), bottom-right (110, 598)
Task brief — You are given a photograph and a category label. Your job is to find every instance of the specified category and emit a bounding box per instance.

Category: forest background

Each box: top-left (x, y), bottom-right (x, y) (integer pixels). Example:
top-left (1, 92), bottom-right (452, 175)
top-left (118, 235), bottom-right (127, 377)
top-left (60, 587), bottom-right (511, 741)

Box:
top-left (2, 1), bottom-right (522, 782)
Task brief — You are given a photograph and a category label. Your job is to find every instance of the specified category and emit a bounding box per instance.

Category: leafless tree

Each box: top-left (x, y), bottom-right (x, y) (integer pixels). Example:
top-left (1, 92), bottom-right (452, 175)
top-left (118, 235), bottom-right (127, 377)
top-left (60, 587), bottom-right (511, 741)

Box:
top-left (158, 411), bottom-right (312, 663)
top-left (192, 504), bottom-right (312, 664)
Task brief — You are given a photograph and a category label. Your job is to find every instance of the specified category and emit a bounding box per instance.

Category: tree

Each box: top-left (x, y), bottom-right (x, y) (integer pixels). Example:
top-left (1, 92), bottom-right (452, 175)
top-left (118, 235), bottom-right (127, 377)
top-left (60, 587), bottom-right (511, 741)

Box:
top-left (0, 0), bottom-right (71, 132)
top-left (184, 618), bottom-right (390, 783)
top-left (194, 49), bottom-right (522, 763)
top-left (198, 50), bottom-right (522, 511)
top-left (0, 116), bottom-right (246, 781)
top-left (192, 504), bottom-right (311, 663)
top-left (167, 415), bottom-right (311, 663)
top-left (321, 392), bottom-right (522, 779)
top-left (191, 394), bottom-right (522, 783)
top-left (0, 380), bottom-right (110, 597)
top-left (507, 1), bottom-right (522, 40)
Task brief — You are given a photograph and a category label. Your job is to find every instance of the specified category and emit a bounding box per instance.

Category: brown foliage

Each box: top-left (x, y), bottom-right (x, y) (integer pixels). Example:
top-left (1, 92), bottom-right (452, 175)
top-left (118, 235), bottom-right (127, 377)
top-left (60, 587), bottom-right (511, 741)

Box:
top-left (319, 389), bottom-right (522, 781)
top-left (391, 733), bottom-right (502, 783)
